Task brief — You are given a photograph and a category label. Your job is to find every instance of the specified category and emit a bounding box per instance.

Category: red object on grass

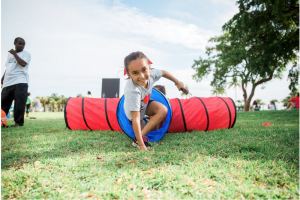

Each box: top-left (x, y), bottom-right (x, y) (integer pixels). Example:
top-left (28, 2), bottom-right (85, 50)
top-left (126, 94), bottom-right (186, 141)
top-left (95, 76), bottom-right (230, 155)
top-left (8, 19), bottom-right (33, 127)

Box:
top-left (262, 122), bottom-right (272, 126)
top-left (64, 96), bottom-right (237, 133)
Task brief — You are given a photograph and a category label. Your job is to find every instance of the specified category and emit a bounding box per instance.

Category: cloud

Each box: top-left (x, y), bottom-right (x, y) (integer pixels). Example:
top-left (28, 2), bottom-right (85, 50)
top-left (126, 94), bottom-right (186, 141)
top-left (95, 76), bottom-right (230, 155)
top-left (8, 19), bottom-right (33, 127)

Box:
top-left (1, 0), bottom-right (291, 102)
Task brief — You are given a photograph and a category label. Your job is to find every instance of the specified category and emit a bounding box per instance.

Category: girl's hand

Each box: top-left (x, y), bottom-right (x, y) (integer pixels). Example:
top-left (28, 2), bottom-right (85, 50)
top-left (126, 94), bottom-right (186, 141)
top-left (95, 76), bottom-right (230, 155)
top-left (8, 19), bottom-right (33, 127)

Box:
top-left (175, 81), bottom-right (188, 93)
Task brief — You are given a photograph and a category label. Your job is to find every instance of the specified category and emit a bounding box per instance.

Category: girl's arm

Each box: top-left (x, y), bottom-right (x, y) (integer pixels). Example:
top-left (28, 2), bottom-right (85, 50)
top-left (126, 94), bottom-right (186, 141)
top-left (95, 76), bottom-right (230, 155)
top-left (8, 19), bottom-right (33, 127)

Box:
top-left (161, 70), bottom-right (186, 91)
top-left (131, 111), bottom-right (147, 151)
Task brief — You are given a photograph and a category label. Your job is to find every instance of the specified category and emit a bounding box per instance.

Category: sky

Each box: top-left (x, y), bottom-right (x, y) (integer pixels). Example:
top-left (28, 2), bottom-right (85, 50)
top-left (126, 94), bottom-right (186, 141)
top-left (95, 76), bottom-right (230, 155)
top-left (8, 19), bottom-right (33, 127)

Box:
top-left (1, 0), bottom-right (294, 110)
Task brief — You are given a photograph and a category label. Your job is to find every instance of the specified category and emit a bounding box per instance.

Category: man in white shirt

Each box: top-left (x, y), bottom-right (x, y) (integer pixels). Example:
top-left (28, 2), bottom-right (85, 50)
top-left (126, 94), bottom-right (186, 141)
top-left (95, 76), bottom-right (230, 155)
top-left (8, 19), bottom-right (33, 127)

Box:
top-left (1, 37), bottom-right (31, 127)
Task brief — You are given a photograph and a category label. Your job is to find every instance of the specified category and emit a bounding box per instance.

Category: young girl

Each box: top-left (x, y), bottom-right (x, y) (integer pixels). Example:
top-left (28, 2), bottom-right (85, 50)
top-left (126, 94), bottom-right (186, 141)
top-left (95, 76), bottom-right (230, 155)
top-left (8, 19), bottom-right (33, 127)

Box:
top-left (124, 51), bottom-right (187, 151)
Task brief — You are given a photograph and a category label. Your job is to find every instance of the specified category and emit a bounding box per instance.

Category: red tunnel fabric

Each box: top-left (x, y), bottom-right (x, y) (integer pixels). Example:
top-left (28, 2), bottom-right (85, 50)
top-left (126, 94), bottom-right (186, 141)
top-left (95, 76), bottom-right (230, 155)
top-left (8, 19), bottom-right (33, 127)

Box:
top-left (64, 97), bottom-right (236, 133)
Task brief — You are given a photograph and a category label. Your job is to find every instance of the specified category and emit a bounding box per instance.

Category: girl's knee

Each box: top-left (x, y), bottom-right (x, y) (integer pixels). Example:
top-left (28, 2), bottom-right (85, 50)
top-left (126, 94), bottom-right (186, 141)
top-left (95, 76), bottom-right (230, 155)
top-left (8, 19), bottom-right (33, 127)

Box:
top-left (160, 105), bottom-right (168, 117)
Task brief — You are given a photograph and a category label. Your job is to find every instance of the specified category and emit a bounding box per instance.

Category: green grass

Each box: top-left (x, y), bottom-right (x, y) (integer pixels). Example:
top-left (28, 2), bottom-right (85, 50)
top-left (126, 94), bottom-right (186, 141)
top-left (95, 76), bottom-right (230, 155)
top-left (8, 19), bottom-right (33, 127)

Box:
top-left (1, 110), bottom-right (299, 199)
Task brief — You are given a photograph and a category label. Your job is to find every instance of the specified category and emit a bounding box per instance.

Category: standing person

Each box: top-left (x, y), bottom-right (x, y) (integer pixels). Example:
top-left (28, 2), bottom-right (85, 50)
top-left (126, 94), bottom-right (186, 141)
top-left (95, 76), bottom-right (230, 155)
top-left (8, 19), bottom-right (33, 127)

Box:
top-left (286, 93), bottom-right (299, 109)
top-left (124, 51), bottom-right (188, 151)
top-left (25, 92), bottom-right (33, 117)
top-left (1, 37), bottom-right (31, 127)
top-left (87, 91), bottom-right (92, 97)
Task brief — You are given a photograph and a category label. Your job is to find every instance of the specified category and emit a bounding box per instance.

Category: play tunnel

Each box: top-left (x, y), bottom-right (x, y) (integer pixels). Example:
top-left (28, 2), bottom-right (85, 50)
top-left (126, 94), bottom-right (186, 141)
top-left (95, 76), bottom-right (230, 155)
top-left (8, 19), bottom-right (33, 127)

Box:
top-left (64, 97), bottom-right (122, 131)
top-left (64, 89), bottom-right (236, 141)
top-left (117, 89), bottom-right (172, 142)
top-left (167, 97), bottom-right (236, 133)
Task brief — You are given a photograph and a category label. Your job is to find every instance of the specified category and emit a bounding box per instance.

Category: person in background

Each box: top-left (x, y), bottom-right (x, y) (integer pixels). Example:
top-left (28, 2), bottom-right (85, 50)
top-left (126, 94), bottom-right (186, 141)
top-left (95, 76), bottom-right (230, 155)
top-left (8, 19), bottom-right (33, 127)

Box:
top-left (1, 37), bottom-right (31, 127)
top-left (87, 91), bottom-right (92, 97)
top-left (153, 85), bottom-right (166, 95)
top-left (268, 101), bottom-right (276, 110)
top-left (285, 93), bottom-right (299, 109)
top-left (250, 100), bottom-right (260, 111)
top-left (26, 92), bottom-right (33, 117)
top-left (144, 85), bottom-right (167, 130)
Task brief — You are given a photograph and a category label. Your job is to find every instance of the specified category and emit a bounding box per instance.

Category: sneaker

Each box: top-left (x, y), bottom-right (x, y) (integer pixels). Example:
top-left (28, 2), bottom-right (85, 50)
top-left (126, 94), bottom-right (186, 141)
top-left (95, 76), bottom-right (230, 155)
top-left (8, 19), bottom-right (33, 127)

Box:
top-left (132, 136), bottom-right (152, 150)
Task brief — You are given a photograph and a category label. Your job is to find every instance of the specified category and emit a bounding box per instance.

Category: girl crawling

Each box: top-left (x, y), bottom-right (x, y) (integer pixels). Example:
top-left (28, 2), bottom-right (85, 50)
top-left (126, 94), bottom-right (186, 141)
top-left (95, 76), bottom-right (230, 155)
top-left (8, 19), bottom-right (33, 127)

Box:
top-left (123, 51), bottom-right (187, 151)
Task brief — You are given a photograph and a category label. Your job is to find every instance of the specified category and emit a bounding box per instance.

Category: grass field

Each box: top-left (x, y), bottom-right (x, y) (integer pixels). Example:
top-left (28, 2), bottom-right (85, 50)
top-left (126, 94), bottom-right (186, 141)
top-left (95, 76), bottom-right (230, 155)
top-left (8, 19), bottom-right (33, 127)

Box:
top-left (1, 110), bottom-right (299, 199)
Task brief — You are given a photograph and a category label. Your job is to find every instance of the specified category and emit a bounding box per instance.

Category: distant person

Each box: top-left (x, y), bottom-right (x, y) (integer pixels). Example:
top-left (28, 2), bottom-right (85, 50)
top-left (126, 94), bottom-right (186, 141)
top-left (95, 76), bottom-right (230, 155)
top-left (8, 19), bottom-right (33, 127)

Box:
top-left (87, 91), bottom-right (92, 97)
top-left (145, 85), bottom-right (167, 130)
top-left (286, 93), bottom-right (299, 109)
top-left (250, 100), bottom-right (260, 111)
top-left (1, 37), bottom-right (31, 127)
top-left (268, 101), bottom-right (276, 110)
top-left (153, 85), bottom-right (166, 95)
top-left (26, 92), bottom-right (33, 117)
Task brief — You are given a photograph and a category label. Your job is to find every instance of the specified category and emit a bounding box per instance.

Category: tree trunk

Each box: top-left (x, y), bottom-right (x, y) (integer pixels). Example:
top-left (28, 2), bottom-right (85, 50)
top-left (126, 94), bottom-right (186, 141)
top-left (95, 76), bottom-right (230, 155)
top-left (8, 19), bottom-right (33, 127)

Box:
top-left (242, 70), bottom-right (274, 111)
top-left (43, 102), bottom-right (46, 112)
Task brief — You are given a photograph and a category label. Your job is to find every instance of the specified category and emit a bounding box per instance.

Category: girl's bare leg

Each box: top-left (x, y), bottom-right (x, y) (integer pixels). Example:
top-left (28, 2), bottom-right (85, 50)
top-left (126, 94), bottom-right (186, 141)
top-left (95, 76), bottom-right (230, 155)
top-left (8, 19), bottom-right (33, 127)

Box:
top-left (141, 101), bottom-right (167, 136)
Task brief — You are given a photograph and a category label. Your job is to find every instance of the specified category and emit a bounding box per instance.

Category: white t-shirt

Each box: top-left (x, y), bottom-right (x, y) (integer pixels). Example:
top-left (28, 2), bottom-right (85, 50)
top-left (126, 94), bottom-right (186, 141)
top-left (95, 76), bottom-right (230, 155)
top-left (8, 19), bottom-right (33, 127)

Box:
top-left (269, 104), bottom-right (276, 110)
top-left (3, 50), bottom-right (31, 88)
top-left (254, 104), bottom-right (260, 110)
top-left (124, 69), bottom-right (162, 121)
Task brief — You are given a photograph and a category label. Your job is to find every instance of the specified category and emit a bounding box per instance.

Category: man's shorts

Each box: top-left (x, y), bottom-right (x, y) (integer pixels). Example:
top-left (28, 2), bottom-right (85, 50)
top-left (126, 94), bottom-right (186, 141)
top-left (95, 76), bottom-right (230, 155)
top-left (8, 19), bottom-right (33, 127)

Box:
top-left (129, 99), bottom-right (155, 125)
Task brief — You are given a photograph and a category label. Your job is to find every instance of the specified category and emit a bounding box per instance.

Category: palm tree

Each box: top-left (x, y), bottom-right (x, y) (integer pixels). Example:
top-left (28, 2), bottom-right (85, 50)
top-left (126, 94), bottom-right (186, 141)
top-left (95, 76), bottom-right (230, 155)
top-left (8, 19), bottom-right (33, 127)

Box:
top-left (236, 100), bottom-right (242, 105)
top-left (61, 97), bottom-right (69, 111)
top-left (50, 93), bottom-right (59, 101)
top-left (228, 80), bottom-right (241, 102)
top-left (211, 86), bottom-right (226, 97)
top-left (36, 96), bottom-right (48, 112)
top-left (260, 101), bottom-right (266, 110)
top-left (282, 96), bottom-right (291, 107)
top-left (180, 85), bottom-right (192, 99)
top-left (236, 100), bottom-right (244, 111)
top-left (49, 98), bottom-right (57, 112)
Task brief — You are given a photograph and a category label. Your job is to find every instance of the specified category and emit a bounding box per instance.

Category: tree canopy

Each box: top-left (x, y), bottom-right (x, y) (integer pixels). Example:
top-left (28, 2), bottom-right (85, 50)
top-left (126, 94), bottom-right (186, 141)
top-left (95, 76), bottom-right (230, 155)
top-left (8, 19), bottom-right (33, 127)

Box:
top-left (223, 0), bottom-right (299, 93)
top-left (192, 0), bottom-right (299, 111)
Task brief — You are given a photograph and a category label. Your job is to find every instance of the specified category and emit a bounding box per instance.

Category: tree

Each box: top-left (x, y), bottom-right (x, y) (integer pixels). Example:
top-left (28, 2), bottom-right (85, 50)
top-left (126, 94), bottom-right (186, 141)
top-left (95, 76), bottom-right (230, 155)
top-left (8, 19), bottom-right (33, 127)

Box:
top-left (48, 98), bottom-right (57, 112)
top-left (180, 85), bottom-right (192, 99)
top-left (36, 96), bottom-right (48, 112)
top-left (228, 79), bottom-right (241, 102)
top-left (223, 0), bottom-right (299, 93)
top-left (260, 101), bottom-right (266, 110)
top-left (192, 0), bottom-right (299, 111)
top-left (77, 94), bottom-right (83, 97)
top-left (211, 86), bottom-right (226, 97)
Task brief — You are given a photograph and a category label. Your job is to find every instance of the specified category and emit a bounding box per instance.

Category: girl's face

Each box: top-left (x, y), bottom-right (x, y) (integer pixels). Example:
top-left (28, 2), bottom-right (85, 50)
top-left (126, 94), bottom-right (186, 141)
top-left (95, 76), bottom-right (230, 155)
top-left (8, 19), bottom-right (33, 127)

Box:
top-left (127, 58), bottom-right (150, 88)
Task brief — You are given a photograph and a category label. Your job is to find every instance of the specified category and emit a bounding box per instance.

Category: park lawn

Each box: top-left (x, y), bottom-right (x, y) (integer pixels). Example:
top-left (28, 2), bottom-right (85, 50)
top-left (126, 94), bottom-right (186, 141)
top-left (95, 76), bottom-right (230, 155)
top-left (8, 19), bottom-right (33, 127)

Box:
top-left (1, 110), bottom-right (299, 199)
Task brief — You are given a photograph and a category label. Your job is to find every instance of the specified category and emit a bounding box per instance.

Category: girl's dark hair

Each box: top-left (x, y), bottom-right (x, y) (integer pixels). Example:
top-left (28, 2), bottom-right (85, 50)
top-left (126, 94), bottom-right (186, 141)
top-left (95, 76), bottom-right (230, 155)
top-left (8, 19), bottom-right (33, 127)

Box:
top-left (154, 85), bottom-right (166, 95)
top-left (87, 91), bottom-right (91, 95)
top-left (253, 100), bottom-right (257, 105)
top-left (28, 92), bottom-right (30, 96)
top-left (124, 51), bottom-right (149, 75)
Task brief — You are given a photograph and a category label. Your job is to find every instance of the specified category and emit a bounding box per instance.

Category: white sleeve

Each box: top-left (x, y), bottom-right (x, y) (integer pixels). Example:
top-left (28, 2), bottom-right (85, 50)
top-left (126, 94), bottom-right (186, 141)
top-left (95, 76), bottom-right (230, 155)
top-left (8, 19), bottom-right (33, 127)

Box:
top-left (150, 69), bottom-right (162, 82)
top-left (23, 52), bottom-right (31, 64)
